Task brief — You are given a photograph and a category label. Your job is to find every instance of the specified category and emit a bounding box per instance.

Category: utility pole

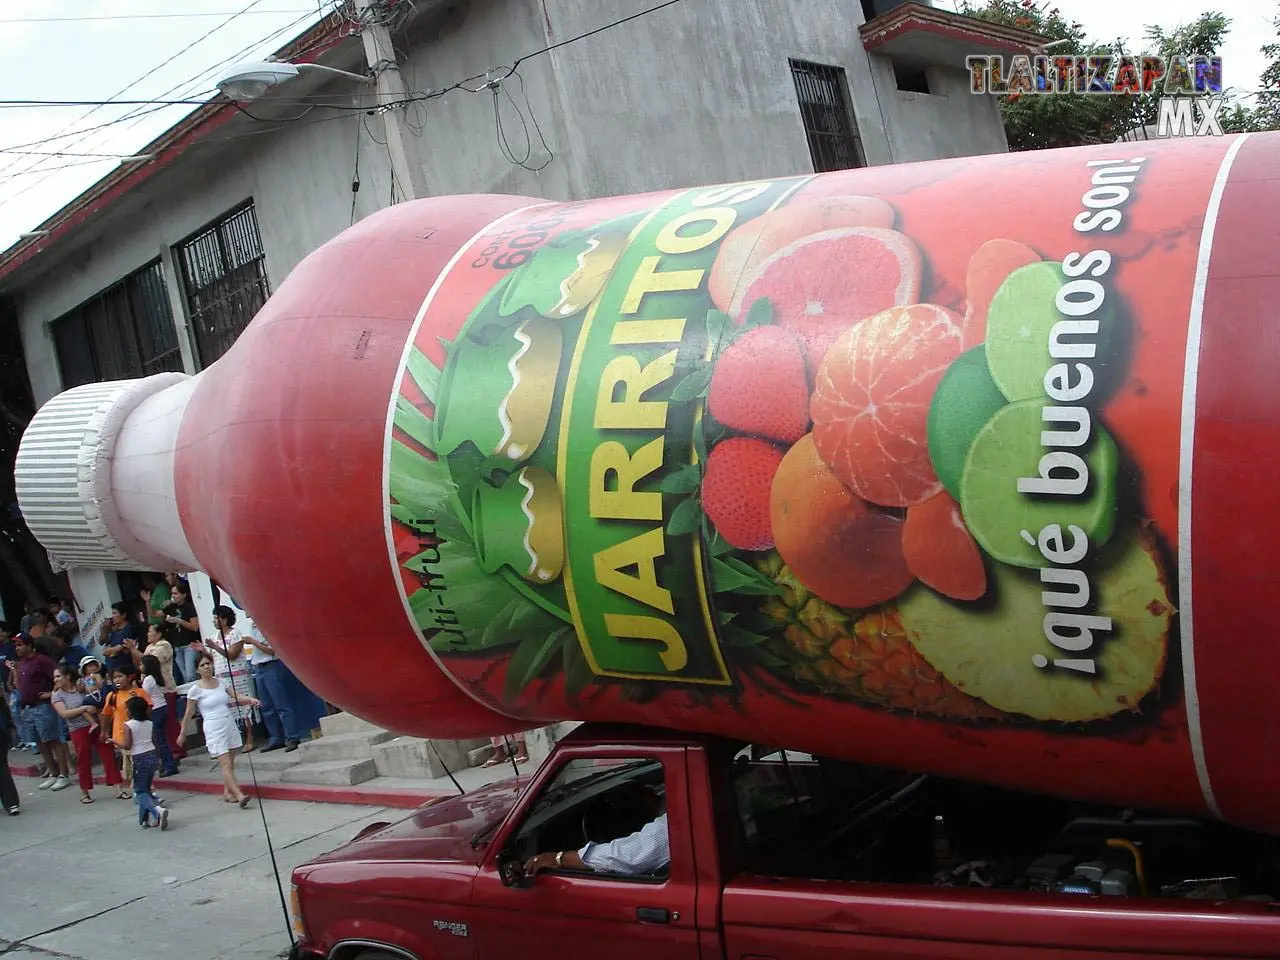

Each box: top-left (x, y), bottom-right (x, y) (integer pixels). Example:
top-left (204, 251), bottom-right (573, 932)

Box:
top-left (355, 0), bottom-right (429, 200)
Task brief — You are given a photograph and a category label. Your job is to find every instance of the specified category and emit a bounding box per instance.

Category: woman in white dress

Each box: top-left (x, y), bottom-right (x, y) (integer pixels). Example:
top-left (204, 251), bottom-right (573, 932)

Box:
top-left (204, 605), bottom-right (258, 753)
top-left (177, 652), bottom-right (259, 808)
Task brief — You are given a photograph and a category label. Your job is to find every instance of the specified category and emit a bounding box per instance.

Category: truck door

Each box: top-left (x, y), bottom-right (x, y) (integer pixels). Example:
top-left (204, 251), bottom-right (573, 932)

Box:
top-left (470, 744), bottom-right (701, 960)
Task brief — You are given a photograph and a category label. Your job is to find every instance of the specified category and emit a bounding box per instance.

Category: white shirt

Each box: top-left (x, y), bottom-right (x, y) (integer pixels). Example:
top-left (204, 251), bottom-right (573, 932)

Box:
top-left (578, 813), bottom-right (670, 876)
top-left (142, 675), bottom-right (167, 710)
top-left (246, 627), bottom-right (277, 665)
top-left (126, 718), bottom-right (155, 756)
top-left (187, 681), bottom-right (234, 724)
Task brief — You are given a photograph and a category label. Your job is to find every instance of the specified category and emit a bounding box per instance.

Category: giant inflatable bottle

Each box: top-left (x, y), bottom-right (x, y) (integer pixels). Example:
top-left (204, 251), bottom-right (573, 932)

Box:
top-left (15, 133), bottom-right (1280, 835)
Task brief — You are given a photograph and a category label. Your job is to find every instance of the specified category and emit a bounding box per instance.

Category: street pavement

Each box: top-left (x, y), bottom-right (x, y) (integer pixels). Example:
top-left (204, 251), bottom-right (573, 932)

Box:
top-left (0, 754), bottom-right (401, 960)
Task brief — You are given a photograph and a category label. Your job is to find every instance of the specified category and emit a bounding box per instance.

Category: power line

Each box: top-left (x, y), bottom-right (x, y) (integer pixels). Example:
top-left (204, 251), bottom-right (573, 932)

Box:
top-left (0, 5), bottom-right (325, 204)
top-left (0, 10), bottom-right (316, 24)
top-left (0, 0), bottom-right (687, 217)
top-left (0, 0), bottom-right (273, 183)
top-left (0, 99), bottom-right (214, 108)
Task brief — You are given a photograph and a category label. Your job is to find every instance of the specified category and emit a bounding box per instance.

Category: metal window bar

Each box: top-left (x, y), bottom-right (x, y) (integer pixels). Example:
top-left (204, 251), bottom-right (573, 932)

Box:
top-left (789, 60), bottom-right (866, 172)
top-left (50, 259), bottom-right (180, 389)
top-left (176, 202), bottom-right (271, 368)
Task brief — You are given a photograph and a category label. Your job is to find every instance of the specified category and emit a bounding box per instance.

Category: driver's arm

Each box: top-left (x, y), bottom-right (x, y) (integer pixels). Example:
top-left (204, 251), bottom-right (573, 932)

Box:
top-left (527, 813), bottom-right (669, 878)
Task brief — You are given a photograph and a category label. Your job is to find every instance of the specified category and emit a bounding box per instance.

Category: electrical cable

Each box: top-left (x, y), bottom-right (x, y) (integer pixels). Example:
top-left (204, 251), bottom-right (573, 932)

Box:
top-left (0, 7), bottom-right (325, 204)
top-left (2, 0), bottom-right (682, 219)
top-left (212, 621), bottom-right (297, 947)
top-left (0, 0), bottom-right (273, 181)
top-left (349, 114), bottom-right (362, 225)
top-left (0, 11), bottom-right (317, 24)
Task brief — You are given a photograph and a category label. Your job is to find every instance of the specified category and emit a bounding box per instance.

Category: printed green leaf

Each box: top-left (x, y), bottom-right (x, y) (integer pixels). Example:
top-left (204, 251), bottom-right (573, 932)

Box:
top-left (710, 556), bottom-right (784, 596)
top-left (722, 623), bottom-right (770, 648)
top-left (390, 503), bottom-right (435, 533)
top-left (669, 365), bottom-right (713, 402)
top-left (692, 418), bottom-right (708, 464)
top-left (394, 397), bottom-right (437, 451)
top-left (706, 531), bottom-right (733, 557)
top-left (431, 509), bottom-right (472, 546)
top-left (562, 630), bottom-right (595, 700)
top-left (742, 646), bottom-right (788, 669)
top-left (666, 497), bottom-right (703, 537)
top-left (743, 296), bottom-right (774, 330)
top-left (733, 610), bottom-right (780, 634)
top-left (705, 307), bottom-right (735, 351)
top-left (503, 628), bottom-right (565, 703)
top-left (482, 591), bottom-right (562, 649)
top-left (389, 440), bottom-right (454, 517)
top-left (660, 464), bottom-right (702, 495)
top-left (406, 348), bottom-right (442, 403)
top-left (412, 538), bottom-right (558, 652)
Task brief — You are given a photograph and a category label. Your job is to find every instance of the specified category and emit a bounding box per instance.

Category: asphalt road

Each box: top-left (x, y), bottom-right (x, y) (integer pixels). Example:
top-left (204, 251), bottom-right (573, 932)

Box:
top-left (0, 756), bottom-right (394, 960)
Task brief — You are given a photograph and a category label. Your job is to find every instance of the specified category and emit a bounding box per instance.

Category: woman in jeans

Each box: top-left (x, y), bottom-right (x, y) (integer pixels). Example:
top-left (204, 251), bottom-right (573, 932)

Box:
top-left (139, 655), bottom-right (180, 777)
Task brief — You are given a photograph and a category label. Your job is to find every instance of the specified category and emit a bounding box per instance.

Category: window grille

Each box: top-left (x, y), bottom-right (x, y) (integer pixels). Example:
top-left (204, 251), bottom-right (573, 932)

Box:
top-left (175, 201), bottom-right (270, 368)
top-left (51, 259), bottom-right (182, 388)
top-left (789, 59), bottom-right (867, 172)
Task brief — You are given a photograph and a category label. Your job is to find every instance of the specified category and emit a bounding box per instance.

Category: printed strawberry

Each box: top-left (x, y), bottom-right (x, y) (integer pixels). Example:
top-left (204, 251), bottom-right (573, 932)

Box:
top-left (708, 326), bottom-right (810, 444)
top-left (701, 437), bottom-right (785, 551)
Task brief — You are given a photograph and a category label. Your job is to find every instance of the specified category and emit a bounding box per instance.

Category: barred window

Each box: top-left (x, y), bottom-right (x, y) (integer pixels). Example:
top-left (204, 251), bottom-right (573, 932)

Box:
top-left (175, 201), bottom-right (270, 368)
top-left (51, 259), bottom-right (182, 389)
top-left (789, 59), bottom-right (866, 173)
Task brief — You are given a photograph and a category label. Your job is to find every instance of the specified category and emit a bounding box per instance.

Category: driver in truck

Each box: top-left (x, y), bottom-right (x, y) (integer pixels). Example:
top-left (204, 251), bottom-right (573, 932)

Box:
top-left (523, 783), bottom-right (670, 879)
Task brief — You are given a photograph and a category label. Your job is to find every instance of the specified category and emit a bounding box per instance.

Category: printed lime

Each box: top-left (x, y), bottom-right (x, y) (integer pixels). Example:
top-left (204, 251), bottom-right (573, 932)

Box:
top-left (896, 527), bottom-right (1170, 722)
top-left (927, 346), bottom-right (1007, 501)
top-left (959, 399), bottom-right (1119, 568)
top-left (984, 261), bottom-right (1113, 402)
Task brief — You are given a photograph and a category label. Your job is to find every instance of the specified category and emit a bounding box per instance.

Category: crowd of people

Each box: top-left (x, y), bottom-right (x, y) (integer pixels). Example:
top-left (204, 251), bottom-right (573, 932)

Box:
top-left (0, 576), bottom-right (329, 824)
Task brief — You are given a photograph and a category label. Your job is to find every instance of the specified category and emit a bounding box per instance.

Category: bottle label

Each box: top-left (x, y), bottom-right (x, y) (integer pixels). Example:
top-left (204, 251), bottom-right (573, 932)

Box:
top-left (384, 137), bottom-right (1251, 816)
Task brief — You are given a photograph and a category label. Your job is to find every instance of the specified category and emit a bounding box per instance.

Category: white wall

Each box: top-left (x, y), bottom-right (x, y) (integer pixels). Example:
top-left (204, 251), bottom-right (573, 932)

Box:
top-left (16, 111), bottom-right (396, 407)
top-left (868, 56), bottom-right (1010, 163)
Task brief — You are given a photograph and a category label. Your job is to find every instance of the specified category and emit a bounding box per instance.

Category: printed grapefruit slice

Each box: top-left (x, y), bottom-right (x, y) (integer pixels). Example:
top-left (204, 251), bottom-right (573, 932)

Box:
top-left (730, 227), bottom-right (923, 373)
top-left (771, 435), bottom-right (913, 609)
top-left (811, 304), bottom-right (965, 508)
top-left (902, 491), bottom-right (987, 601)
top-left (961, 239), bottom-right (1041, 348)
top-left (708, 196), bottom-right (896, 311)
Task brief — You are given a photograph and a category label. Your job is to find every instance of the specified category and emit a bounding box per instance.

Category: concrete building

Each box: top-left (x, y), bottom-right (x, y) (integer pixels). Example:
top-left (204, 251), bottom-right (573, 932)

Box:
top-left (0, 0), bottom-right (1042, 778)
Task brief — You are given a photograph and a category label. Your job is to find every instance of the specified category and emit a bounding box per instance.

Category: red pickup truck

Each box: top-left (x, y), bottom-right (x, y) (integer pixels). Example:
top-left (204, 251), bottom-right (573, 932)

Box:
top-left (288, 724), bottom-right (1280, 960)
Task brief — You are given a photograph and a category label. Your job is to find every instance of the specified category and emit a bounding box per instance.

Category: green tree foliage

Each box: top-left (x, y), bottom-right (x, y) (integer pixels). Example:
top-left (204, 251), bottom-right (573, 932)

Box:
top-left (1221, 3), bottom-right (1280, 132)
top-left (960, 0), bottom-right (1277, 146)
top-left (958, 0), bottom-right (1129, 150)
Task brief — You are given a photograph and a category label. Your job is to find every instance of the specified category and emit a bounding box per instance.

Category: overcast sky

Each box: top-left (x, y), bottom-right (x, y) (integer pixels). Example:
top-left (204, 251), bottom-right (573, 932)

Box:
top-left (0, 0), bottom-right (1274, 253)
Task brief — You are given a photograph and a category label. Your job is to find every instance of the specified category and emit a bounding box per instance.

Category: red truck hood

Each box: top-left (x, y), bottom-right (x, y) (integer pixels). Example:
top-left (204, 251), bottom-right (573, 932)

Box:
top-left (308, 775), bottom-right (530, 866)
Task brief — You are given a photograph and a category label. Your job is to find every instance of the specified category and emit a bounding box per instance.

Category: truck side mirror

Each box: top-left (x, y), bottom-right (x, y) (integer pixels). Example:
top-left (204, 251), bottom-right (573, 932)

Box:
top-left (498, 851), bottom-right (533, 889)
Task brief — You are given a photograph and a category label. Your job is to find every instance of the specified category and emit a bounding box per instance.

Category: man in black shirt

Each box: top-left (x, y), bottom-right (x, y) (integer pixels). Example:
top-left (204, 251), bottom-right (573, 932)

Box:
top-left (164, 581), bottom-right (201, 684)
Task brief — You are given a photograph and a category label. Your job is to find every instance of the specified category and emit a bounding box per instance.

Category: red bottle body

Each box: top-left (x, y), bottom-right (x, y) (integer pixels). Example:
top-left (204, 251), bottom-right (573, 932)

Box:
top-left (19, 135), bottom-right (1280, 835)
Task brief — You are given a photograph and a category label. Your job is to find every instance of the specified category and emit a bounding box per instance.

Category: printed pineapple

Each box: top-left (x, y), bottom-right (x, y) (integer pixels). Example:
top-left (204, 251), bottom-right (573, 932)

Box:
top-left (756, 552), bottom-right (1004, 721)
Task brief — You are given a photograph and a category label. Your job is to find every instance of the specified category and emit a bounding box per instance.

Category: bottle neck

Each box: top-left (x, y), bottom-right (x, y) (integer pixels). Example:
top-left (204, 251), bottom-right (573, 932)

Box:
top-left (110, 375), bottom-right (201, 572)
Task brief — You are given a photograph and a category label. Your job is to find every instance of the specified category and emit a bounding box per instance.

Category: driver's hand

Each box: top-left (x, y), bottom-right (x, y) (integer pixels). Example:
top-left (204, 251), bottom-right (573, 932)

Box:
top-left (523, 852), bottom-right (553, 877)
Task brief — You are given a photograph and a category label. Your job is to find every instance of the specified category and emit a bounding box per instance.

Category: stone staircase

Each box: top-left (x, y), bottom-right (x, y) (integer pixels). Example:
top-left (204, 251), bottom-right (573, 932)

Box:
top-left (237, 712), bottom-right (566, 787)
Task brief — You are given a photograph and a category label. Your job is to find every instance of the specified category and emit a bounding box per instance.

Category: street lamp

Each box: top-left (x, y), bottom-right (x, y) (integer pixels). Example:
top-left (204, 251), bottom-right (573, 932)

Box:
top-left (216, 61), bottom-right (373, 100)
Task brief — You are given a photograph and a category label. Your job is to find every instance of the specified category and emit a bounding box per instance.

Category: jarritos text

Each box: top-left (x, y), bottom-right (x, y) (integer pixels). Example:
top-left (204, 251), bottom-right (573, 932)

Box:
top-left (386, 165), bottom-right (1175, 730)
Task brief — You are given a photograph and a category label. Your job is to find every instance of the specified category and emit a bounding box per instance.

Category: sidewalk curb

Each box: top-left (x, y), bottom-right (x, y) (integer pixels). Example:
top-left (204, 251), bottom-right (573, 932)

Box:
top-left (10, 760), bottom-right (445, 810)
